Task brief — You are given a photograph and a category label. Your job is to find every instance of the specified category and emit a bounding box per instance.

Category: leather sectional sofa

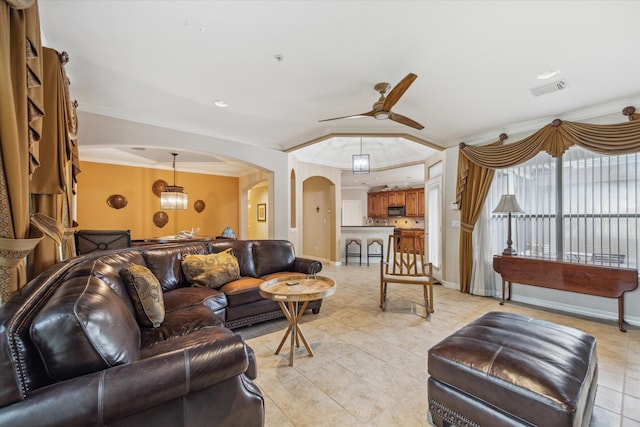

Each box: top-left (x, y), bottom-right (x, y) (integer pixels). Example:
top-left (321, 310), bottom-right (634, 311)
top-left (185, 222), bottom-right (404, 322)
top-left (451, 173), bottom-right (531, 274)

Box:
top-left (0, 239), bottom-right (323, 426)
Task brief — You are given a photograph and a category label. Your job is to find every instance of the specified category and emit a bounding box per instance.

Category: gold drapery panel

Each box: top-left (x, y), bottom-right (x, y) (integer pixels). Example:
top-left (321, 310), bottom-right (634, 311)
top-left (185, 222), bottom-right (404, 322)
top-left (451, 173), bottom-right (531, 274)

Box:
top-left (456, 137), bottom-right (504, 293)
top-left (0, 0), bottom-right (43, 303)
top-left (456, 108), bottom-right (640, 293)
top-left (29, 47), bottom-right (79, 277)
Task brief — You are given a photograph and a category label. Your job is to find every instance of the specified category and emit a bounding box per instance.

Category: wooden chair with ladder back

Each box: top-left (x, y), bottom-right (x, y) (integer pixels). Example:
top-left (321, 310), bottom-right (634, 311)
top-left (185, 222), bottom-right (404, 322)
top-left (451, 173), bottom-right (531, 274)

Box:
top-left (380, 233), bottom-right (434, 318)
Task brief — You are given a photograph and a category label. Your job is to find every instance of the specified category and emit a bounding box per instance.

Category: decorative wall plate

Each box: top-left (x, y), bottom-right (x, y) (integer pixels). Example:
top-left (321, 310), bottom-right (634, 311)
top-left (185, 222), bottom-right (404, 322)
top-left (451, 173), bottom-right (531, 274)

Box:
top-left (194, 199), bottom-right (205, 213)
top-left (152, 179), bottom-right (168, 198)
top-left (107, 194), bottom-right (127, 209)
top-left (153, 211), bottom-right (169, 228)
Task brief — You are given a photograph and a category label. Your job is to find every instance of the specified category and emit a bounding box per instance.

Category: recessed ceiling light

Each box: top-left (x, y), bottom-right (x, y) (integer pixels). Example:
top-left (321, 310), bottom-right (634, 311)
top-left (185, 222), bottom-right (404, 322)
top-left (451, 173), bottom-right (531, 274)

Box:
top-left (537, 70), bottom-right (560, 80)
top-left (214, 100), bottom-right (228, 108)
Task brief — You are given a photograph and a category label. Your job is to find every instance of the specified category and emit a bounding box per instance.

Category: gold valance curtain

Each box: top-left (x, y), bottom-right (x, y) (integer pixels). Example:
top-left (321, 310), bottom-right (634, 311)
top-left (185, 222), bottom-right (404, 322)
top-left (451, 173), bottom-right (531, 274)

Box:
top-left (456, 108), bottom-right (640, 293)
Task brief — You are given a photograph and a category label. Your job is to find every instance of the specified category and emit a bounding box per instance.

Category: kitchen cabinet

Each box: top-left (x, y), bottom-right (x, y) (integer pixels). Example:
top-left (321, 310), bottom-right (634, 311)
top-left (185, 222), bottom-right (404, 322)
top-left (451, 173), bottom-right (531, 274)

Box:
top-left (367, 192), bottom-right (389, 218)
top-left (376, 192), bottom-right (388, 217)
top-left (367, 193), bottom-right (377, 217)
top-left (405, 189), bottom-right (420, 217)
top-left (388, 191), bottom-right (405, 207)
top-left (367, 188), bottom-right (425, 218)
top-left (418, 188), bottom-right (425, 217)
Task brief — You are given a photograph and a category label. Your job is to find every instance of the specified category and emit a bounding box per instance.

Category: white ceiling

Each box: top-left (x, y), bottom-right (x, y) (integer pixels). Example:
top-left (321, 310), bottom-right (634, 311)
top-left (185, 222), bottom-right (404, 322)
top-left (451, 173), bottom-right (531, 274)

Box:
top-left (38, 1), bottom-right (640, 188)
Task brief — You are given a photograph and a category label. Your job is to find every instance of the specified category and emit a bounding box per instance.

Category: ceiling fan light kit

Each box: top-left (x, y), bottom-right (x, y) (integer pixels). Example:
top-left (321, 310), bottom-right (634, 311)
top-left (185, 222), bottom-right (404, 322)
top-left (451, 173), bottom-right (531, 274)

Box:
top-left (319, 73), bottom-right (425, 130)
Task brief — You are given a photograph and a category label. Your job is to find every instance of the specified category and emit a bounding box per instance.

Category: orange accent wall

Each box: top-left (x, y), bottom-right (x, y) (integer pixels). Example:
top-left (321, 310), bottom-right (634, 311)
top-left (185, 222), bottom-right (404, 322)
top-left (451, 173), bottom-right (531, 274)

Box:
top-left (77, 161), bottom-right (239, 240)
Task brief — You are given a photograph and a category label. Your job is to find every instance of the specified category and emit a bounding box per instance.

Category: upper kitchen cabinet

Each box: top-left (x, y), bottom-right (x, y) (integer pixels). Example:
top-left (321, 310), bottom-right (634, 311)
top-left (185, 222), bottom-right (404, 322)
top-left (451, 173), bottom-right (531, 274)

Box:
top-left (367, 193), bottom-right (377, 217)
top-left (367, 191), bottom-right (389, 218)
top-left (388, 191), bottom-right (406, 207)
top-left (405, 188), bottom-right (425, 217)
top-left (377, 192), bottom-right (389, 217)
top-left (367, 188), bottom-right (425, 218)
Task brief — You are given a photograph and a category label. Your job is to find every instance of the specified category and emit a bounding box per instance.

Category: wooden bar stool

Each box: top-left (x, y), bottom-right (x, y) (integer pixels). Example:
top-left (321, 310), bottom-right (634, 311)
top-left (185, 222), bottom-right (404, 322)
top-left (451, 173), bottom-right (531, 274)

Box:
top-left (345, 238), bottom-right (362, 265)
top-left (367, 238), bottom-right (384, 266)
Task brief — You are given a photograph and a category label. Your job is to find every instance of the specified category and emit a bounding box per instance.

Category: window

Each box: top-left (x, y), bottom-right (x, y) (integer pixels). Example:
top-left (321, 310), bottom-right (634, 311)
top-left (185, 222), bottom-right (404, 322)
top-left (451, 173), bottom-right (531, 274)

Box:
top-left (488, 146), bottom-right (639, 268)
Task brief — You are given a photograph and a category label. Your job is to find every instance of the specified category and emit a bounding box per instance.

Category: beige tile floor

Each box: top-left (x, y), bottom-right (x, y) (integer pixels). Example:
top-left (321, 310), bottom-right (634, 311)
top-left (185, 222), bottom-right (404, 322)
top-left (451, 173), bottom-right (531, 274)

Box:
top-left (237, 263), bottom-right (640, 427)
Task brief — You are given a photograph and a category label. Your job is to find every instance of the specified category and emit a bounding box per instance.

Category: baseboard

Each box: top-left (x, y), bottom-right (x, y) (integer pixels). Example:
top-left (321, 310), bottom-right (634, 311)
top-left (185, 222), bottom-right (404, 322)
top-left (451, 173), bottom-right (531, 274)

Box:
top-left (508, 294), bottom-right (640, 328)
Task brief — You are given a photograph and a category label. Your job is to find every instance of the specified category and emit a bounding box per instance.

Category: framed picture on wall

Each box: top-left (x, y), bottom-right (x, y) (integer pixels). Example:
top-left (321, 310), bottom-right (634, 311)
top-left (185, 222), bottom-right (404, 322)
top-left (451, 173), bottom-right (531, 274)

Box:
top-left (257, 203), bottom-right (267, 222)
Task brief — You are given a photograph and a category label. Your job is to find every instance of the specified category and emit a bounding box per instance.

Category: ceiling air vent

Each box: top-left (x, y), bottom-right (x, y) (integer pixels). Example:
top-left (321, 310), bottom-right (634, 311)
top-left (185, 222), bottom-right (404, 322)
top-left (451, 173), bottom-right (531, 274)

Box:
top-left (530, 79), bottom-right (568, 97)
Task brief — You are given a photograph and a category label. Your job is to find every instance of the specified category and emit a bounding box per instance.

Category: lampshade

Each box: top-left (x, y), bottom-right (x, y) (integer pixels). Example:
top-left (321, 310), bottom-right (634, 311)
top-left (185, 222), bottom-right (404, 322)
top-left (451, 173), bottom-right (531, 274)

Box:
top-left (160, 153), bottom-right (188, 210)
top-left (492, 194), bottom-right (523, 214)
top-left (493, 194), bottom-right (523, 256)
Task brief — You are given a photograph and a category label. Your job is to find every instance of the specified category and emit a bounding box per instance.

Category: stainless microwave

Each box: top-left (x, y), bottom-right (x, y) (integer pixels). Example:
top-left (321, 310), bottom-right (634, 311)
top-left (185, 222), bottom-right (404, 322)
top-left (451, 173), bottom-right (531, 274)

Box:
top-left (387, 206), bottom-right (405, 217)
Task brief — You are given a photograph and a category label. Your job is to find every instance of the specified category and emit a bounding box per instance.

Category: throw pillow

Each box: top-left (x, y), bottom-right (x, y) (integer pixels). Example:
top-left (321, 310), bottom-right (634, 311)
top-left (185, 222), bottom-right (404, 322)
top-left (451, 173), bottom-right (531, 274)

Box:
top-left (182, 248), bottom-right (240, 288)
top-left (120, 264), bottom-right (165, 328)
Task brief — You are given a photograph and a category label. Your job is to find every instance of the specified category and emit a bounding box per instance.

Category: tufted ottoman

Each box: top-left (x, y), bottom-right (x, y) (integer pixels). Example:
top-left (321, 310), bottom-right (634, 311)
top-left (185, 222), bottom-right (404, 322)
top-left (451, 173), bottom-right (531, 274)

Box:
top-left (427, 311), bottom-right (598, 427)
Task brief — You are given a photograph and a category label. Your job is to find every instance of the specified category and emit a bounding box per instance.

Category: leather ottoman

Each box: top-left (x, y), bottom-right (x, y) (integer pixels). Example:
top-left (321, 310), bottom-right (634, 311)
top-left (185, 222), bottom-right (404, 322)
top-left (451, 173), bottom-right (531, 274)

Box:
top-left (427, 311), bottom-right (598, 427)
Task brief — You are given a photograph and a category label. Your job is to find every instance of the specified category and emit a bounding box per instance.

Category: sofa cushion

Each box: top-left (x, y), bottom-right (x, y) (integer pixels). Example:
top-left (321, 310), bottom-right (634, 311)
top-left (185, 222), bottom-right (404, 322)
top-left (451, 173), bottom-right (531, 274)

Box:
top-left (163, 286), bottom-right (228, 314)
top-left (30, 276), bottom-right (140, 382)
top-left (143, 243), bottom-right (208, 291)
top-left (209, 240), bottom-right (257, 278)
top-left (182, 249), bottom-right (241, 288)
top-left (140, 305), bottom-right (226, 349)
top-left (120, 264), bottom-right (165, 328)
top-left (252, 240), bottom-right (296, 277)
top-left (219, 277), bottom-right (264, 307)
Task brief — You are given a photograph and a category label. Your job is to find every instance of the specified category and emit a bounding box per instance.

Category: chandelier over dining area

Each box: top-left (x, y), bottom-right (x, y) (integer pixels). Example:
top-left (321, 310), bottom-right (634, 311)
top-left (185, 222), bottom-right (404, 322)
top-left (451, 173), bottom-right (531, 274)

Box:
top-left (160, 153), bottom-right (188, 210)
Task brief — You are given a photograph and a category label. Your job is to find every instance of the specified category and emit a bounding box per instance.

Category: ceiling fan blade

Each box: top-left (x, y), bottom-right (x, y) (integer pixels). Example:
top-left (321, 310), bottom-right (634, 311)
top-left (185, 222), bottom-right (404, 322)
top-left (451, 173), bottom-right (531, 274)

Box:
top-left (318, 111), bottom-right (374, 122)
top-left (382, 73), bottom-right (417, 111)
top-left (389, 112), bottom-right (424, 130)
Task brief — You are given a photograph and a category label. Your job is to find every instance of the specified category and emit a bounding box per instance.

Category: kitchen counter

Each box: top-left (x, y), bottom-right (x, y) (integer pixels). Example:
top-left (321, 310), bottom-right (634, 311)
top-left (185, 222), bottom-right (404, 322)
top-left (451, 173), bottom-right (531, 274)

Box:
top-left (341, 226), bottom-right (395, 263)
top-left (342, 225), bottom-right (394, 228)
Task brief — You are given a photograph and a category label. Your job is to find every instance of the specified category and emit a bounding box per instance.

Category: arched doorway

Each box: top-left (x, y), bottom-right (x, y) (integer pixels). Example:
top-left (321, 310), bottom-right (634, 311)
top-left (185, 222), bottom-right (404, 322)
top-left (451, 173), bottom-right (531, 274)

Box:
top-left (247, 181), bottom-right (269, 240)
top-left (302, 176), bottom-right (336, 261)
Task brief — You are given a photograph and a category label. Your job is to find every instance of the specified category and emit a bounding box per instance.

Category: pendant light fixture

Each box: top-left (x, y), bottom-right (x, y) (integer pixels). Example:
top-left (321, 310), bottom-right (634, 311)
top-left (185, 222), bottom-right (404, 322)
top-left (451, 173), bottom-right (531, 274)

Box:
top-left (352, 137), bottom-right (370, 174)
top-left (160, 153), bottom-right (188, 210)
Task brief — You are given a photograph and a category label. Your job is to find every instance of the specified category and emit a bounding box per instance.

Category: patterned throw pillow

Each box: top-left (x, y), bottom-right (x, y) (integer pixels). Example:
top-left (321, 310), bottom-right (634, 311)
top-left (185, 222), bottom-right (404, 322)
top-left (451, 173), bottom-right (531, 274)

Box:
top-left (120, 264), bottom-right (165, 328)
top-left (181, 249), bottom-right (241, 288)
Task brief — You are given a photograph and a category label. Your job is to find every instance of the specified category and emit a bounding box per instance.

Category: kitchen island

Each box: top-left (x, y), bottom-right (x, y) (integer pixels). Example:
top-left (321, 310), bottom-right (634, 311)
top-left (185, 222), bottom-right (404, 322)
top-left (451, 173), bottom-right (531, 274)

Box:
top-left (341, 226), bottom-right (395, 264)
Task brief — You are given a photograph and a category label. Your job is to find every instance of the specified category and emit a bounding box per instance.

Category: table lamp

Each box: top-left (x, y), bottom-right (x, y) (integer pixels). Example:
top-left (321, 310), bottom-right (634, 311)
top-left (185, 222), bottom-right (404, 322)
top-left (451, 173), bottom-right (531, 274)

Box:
top-left (493, 194), bottom-right (523, 256)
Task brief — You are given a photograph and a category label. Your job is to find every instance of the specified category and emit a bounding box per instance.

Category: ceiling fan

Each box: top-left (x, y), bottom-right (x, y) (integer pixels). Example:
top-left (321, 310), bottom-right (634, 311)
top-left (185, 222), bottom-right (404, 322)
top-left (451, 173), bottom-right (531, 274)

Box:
top-left (319, 73), bottom-right (424, 130)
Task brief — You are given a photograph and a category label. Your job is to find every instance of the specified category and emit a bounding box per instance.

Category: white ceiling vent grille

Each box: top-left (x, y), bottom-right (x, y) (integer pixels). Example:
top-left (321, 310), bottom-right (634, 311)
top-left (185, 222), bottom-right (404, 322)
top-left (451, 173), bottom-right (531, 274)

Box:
top-left (530, 79), bottom-right (569, 97)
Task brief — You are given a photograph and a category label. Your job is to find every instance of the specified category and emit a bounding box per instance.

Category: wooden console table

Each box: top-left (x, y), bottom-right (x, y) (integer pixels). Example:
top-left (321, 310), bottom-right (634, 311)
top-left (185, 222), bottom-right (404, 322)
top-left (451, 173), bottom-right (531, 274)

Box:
top-left (493, 255), bottom-right (638, 332)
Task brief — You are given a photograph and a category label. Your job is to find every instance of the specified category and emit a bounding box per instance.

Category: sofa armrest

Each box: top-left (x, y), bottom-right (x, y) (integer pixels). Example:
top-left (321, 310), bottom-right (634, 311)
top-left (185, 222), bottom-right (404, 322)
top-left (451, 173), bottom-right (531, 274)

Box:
top-left (293, 257), bottom-right (323, 275)
top-left (0, 331), bottom-right (250, 426)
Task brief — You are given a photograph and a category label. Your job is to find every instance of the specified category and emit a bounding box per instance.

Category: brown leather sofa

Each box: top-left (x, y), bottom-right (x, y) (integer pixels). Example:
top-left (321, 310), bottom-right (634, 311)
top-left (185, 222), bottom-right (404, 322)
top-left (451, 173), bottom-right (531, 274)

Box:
top-left (0, 239), bottom-right (323, 426)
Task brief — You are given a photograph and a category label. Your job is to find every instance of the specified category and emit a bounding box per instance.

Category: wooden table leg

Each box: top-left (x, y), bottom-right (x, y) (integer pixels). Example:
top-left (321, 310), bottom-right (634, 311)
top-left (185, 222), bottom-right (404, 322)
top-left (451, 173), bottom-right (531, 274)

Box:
top-left (275, 300), bottom-right (313, 366)
top-left (618, 296), bottom-right (627, 332)
top-left (275, 301), bottom-right (293, 355)
top-left (294, 301), bottom-right (312, 357)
